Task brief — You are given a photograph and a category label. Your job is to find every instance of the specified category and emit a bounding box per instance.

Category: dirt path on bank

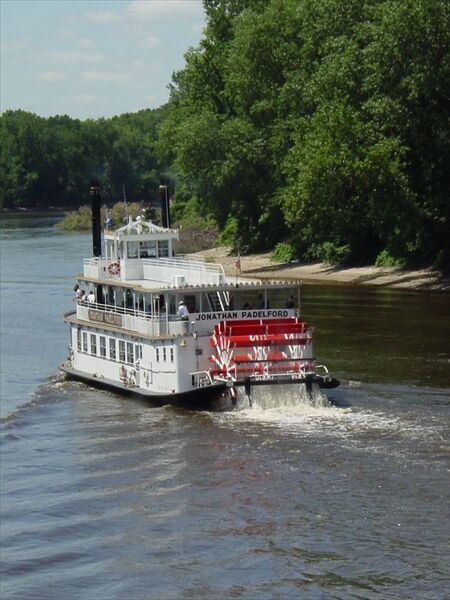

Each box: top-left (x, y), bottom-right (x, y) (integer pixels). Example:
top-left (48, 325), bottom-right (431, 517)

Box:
top-left (194, 247), bottom-right (450, 292)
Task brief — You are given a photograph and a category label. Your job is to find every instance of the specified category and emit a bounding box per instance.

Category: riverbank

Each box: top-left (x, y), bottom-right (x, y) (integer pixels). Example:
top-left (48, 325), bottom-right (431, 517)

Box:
top-left (195, 247), bottom-right (450, 292)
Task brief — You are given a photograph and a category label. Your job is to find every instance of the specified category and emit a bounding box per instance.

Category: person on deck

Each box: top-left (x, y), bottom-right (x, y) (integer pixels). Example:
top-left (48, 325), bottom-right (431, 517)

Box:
top-left (285, 295), bottom-right (295, 308)
top-left (177, 300), bottom-right (189, 320)
top-left (73, 284), bottom-right (82, 301)
top-left (87, 290), bottom-right (96, 304)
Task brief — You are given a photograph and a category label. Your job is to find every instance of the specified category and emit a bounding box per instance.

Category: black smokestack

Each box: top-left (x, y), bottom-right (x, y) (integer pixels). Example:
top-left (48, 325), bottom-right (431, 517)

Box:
top-left (159, 184), bottom-right (170, 228)
top-left (90, 181), bottom-right (101, 257)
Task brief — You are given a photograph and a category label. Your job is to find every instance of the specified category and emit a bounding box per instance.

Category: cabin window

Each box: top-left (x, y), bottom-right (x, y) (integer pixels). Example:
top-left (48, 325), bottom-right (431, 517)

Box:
top-left (163, 347), bottom-right (167, 362)
top-left (139, 241), bottom-right (156, 258)
top-left (90, 334), bottom-right (97, 355)
top-left (127, 242), bottom-right (138, 258)
top-left (77, 329), bottom-right (81, 351)
top-left (135, 344), bottom-right (142, 361)
top-left (170, 347), bottom-right (174, 363)
top-left (82, 332), bottom-right (88, 353)
top-left (99, 336), bottom-right (106, 357)
top-left (119, 340), bottom-right (126, 362)
top-left (158, 240), bottom-right (169, 257)
top-left (109, 338), bottom-right (116, 360)
top-left (126, 342), bottom-right (134, 364)
top-left (156, 347), bottom-right (160, 362)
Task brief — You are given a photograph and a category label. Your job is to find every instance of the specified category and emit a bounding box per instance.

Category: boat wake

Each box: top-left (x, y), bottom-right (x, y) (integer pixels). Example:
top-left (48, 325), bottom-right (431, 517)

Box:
top-left (0, 372), bottom-right (69, 426)
top-left (211, 383), bottom-right (450, 460)
top-left (235, 383), bottom-right (330, 411)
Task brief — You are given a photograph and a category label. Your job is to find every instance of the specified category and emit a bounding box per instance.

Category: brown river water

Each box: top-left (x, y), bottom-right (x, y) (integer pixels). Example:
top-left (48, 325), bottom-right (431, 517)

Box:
top-left (1, 215), bottom-right (449, 600)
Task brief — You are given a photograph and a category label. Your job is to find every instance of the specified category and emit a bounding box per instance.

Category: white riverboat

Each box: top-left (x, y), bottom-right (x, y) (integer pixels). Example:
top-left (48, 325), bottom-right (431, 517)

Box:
top-left (61, 186), bottom-right (339, 409)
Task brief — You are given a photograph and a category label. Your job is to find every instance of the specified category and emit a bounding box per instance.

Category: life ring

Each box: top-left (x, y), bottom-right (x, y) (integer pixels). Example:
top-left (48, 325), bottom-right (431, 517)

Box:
top-left (108, 262), bottom-right (120, 276)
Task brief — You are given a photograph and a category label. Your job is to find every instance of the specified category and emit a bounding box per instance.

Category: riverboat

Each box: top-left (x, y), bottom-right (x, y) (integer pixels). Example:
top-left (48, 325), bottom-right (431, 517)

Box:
top-left (61, 185), bottom-right (339, 409)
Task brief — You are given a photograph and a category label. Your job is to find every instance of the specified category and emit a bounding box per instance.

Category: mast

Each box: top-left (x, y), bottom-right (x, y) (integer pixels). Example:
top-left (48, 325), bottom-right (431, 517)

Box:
top-left (90, 181), bottom-right (101, 258)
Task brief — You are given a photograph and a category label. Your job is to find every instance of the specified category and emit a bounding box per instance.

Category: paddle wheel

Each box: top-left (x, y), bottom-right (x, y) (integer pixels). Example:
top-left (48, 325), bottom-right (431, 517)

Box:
top-left (209, 317), bottom-right (318, 389)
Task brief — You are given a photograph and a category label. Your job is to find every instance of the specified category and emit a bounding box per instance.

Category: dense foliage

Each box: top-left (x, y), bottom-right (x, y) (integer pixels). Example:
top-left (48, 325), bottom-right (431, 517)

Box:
top-left (160, 0), bottom-right (450, 267)
top-left (1, 0), bottom-right (449, 268)
top-left (0, 107), bottom-right (167, 209)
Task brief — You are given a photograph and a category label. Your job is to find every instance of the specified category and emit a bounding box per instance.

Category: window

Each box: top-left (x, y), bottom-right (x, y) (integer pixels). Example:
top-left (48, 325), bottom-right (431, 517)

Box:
top-left (99, 336), bottom-right (106, 357)
top-left (135, 344), bottom-right (142, 362)
top-left (77, 329), bottom-right (81, 351)
top-left (90, 334), bottom-right (97, 355)
top-left (158, 240), bottom-right (169, 257)
top-left (109, 338), bottom-right (116, 360)
top-left (126, 342), bottom-right (134, 364)
top-left (163, 347), bottom-right (167, 362)
top-left (119, 340), bottom-right (126, 362)
top-left (156, 347), bottom-right (160, 362)
top-left (139, 240), bottom-right (156, 258)
top-left (127, 242), bottom-right (138, 258)
top-left (170, 347), bottom-right (174, 363)
top-left (82, 332), bottom-right (88, 353)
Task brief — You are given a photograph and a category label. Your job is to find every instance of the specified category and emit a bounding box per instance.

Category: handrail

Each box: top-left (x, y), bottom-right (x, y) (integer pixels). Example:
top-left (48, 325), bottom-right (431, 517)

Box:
top-left (77, 300), bottom-right (188, 322)
top-left (78, 300), bottom-right (163, 320)
top-left (143, 256), bottom-right (224, 276)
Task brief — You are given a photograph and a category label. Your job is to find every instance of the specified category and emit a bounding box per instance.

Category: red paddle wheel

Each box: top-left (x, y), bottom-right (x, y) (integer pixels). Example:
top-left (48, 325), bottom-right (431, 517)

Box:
top-left (209, 317), bottom-right (316, 386)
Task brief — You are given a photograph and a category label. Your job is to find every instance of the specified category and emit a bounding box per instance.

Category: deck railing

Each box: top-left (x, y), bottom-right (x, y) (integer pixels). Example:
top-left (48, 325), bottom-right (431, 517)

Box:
top-left (142, 257), bottom-right (225, 286)
top-left (76, 301), bottom-right (190, 337)
top-left (82, 255), bottom-right (225, 285)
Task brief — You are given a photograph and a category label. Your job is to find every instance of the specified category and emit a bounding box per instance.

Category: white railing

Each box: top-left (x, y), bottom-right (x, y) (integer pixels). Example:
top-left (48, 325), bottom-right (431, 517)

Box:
top-left (82, 255), bottom-right (225, 285)
top-left (142, 257), bottom-right (225, 286)
top-left (76, 301), bottom-right (190, 337)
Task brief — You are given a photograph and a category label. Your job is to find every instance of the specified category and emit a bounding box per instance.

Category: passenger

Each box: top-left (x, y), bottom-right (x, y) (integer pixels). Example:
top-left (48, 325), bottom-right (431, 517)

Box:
top-left (87, 290), bottom-right (96, 304)
top-left (81, 290), bottom-right (87, 302)
top-left (73, 284), bottom-right (82, 301)
top-left (284, 294), bottom-right (295, 308)
top-left (257, 294), bottom-right (270, 309)
top-left (177, 300), bottom-right (189, 320)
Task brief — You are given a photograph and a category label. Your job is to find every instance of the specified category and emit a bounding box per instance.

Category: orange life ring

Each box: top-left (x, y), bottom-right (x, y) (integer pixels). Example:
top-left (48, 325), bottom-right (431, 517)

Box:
top-left (108, 262), bottom-right (120, 276)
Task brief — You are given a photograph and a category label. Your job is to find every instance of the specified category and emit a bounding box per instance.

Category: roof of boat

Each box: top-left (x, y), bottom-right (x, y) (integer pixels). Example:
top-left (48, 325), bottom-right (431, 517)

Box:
top-left (76, 274), bottom-right (302, 293)
top-left (104, 216), bottom-right (178, 239)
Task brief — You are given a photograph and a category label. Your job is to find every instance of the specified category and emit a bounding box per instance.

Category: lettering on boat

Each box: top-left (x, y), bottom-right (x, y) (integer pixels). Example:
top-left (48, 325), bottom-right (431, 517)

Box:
top-left (88, 309), bottom-right (123, 327)
top-left (194, 309), bottom-right (290, 321)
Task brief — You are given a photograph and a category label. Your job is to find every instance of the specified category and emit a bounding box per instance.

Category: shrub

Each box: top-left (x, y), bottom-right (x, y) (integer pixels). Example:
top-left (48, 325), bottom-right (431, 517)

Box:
top-left (271, 242), bottom-right (294, 263)
top-left (219, 216), bottom-right (239, 247)
top-left (375, 249), bottom-right (406, 268)
top-left (307, 242), bottom-right (351, 265)
top-left (55, 205), bottom-right (92, 230)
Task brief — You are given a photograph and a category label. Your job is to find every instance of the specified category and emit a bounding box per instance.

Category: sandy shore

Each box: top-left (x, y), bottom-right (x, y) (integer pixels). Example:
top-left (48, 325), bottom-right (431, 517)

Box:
top-left (195, 247), bottom-right (450, 292)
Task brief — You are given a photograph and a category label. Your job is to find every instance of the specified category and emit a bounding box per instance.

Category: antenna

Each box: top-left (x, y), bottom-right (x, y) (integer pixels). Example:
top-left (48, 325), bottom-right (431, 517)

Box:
top-left (122, 183), bottom-right (129, 221)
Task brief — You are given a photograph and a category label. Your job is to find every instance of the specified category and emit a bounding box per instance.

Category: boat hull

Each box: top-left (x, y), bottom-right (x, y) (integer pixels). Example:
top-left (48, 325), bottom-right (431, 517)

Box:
top-left (60, 365), bottom-right (229, 411)
top-left (60, 365), bottom-right (339, 411)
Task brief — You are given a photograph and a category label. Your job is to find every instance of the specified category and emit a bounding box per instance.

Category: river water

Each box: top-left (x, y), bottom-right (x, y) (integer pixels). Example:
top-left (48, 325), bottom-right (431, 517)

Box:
top-left (1, 215), bottom-right (449, 600)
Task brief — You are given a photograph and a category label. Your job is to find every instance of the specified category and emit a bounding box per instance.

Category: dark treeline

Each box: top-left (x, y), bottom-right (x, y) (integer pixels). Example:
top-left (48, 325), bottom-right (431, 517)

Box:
top-left (1, 0), bottom-right (449, 268)
top-left (0, 106), bottom-right (168, 210)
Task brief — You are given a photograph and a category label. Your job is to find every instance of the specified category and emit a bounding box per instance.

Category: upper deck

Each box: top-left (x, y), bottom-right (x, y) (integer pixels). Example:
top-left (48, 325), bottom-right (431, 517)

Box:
top-left (73, 215), bottom-right (302, 337)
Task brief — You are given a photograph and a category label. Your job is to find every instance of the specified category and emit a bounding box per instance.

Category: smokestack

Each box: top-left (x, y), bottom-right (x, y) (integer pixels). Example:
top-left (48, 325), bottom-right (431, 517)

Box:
top-left (90, 181), bottom-right (102, 257)
top-left (159, 184), bottom-right (170, 229)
